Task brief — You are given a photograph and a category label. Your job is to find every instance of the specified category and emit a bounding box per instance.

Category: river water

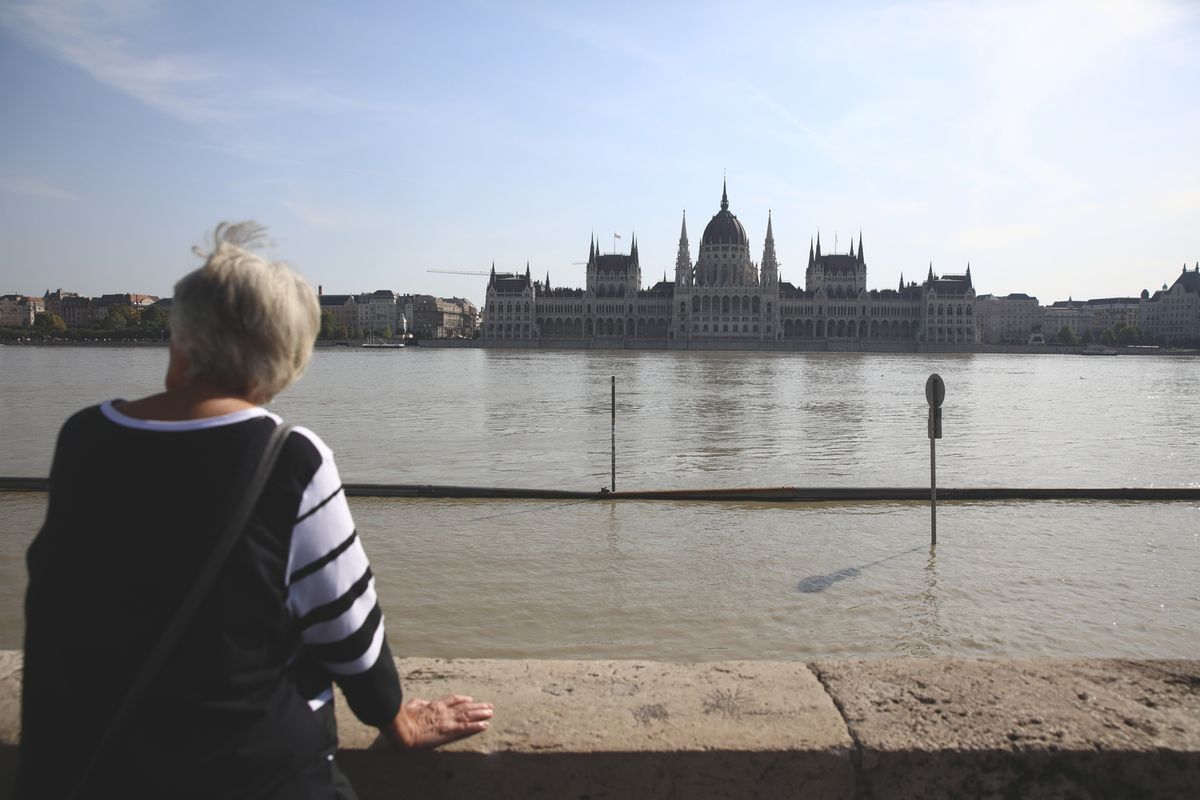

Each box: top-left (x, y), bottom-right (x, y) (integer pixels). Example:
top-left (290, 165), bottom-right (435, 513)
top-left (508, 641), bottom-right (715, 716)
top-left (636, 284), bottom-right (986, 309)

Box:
top-left (1, 345), bottom-right (1197, 659)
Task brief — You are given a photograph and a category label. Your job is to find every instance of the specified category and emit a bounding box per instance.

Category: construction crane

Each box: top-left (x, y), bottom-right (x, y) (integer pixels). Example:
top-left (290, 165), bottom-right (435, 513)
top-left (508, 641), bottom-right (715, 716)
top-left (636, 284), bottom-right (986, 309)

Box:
top-left (429, 263), bottom-right (587, 275)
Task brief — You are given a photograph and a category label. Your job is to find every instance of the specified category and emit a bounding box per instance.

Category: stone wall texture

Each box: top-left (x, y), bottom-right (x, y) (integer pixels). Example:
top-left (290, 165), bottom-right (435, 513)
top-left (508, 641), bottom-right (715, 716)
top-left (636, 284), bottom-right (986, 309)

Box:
top-left (1, 652), bottom-right (1197, 798)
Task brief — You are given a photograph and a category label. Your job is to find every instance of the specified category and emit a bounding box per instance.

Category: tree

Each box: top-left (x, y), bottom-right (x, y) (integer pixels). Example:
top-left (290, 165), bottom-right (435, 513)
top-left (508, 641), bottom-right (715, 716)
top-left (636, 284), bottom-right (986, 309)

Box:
top-left (1056, 325), bottom-right (1078, 346)
top-left (319, 311), bottom-right (335, 339)
top-left (33, 311), bottom-right (67, 332)
top-left (100, 304), bottom-right (138, 329)
top-left (1080, 329), bottom-right (1095, 345)
top-left (140, 306), bottom-right (168, 329)
top-left (1116, 325), bottom-right (1141, 346)
top-left (383, 326), bottom-right (393, 339)
top-left (1100, 328), bottom-right (1115, 345)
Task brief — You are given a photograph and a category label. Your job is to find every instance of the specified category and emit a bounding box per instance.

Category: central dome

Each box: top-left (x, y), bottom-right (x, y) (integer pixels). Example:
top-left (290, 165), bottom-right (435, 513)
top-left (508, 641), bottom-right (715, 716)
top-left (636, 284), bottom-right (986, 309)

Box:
top-left (700, 181), bottom-right (749, 247)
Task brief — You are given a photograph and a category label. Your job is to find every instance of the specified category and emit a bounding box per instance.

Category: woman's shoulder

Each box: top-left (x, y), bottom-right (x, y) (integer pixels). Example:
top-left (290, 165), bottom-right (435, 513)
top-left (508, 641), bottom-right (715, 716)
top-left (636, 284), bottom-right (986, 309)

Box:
top-left (57, 403), bottom-right (112, 441)
top-left (272, 422), bottom-right (345, 495)
top-left (282, 424), bottom-right (332, 454)
top-left (278, 423), bottom-right (337, 467)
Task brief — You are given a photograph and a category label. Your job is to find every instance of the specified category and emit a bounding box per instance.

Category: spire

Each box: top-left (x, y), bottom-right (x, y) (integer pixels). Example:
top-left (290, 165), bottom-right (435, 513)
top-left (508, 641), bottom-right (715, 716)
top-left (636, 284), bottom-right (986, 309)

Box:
top-left (965, 262), bottom-right (972, 287)
top-left (489, 261), bottom-right (496, 288)
top-left (546, 270), bottom-right (551, 291)
top-left (815, 232), bottom-right (822, 259)
top-left (631, 232), bottom-right (638, 261)
top-left (761, 210), bottom-right (779, 287)
top-left (674, 211), bottom-right (693, 287)
top-left (927, 262), bottom-right (934, 282)
top-left (858, 231), bottom-right (864, 263)
top-left (849, 238), bottom-right (855, 258)
top-left (525, 262), bottom-right (531, 282)
top-left (720, 177), bottom-right (729, 211)
top-left (808, 237), bottom-right (814, 267)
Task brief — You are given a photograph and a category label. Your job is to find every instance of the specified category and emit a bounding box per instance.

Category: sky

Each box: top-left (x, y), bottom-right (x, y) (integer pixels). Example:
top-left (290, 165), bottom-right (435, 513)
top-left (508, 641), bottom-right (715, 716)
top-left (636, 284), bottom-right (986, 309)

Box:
top-left (1, 0), bottom-right (1197, 308)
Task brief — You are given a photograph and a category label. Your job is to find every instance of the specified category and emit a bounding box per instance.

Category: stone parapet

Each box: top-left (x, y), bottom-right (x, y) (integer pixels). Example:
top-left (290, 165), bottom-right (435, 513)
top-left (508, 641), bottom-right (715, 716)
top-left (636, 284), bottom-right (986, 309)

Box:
top-left (1, 652), bottom-right (1197, 798)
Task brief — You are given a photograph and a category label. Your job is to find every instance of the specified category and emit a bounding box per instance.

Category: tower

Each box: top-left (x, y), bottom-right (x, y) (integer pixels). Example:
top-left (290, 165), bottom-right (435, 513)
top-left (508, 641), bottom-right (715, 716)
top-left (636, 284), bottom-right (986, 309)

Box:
top-left (695, 179), bottom-right (755, 287)
top-left (760, 210), bottom-right (779, 287)
top-left (674, 212), bottom-right (692, 288)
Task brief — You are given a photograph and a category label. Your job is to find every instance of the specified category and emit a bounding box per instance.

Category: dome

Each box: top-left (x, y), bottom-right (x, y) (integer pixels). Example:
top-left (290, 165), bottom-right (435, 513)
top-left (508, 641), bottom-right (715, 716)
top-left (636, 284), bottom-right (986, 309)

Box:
top-left (700, 182), bottom-right (749, 247)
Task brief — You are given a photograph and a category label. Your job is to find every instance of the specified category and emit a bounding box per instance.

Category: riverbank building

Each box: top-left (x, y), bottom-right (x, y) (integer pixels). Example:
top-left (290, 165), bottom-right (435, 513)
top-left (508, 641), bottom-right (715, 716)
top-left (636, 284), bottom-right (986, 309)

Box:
top-left (482, 181), bottom-right (977, 348)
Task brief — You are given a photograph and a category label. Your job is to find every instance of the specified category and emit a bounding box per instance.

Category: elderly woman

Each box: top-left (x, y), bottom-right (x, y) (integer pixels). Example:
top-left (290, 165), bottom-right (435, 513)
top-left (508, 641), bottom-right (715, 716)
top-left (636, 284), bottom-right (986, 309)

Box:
top-left (19, 223), bottom-right (492, 799)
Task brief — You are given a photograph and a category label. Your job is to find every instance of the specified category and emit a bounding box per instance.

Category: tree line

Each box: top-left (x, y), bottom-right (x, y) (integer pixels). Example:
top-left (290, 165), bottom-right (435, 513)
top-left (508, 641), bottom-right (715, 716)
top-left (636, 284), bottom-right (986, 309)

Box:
top-left (1054, 322), bottom-right (1155, 347)
top-left (0, 305), bottom-right (169, 341)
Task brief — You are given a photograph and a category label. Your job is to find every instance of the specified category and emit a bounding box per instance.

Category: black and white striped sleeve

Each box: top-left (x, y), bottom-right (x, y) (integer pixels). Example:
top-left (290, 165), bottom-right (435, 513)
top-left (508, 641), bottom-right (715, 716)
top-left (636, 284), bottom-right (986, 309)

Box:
top-left (285, 428), bottom-right (401, 725)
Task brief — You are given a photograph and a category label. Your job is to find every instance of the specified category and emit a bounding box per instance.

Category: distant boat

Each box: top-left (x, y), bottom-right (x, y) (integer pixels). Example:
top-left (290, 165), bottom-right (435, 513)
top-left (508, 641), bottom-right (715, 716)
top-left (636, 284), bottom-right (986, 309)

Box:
top-left (1081, 344), bottom-right (1118, 356)
top-left (362, 331), bottom-right (404, 349)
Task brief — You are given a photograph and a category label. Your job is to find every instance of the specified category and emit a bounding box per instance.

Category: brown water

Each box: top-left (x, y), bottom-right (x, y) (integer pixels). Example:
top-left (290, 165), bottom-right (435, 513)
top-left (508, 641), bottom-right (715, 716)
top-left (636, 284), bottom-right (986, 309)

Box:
top-left (1, 346), bottom-right (1197, 658)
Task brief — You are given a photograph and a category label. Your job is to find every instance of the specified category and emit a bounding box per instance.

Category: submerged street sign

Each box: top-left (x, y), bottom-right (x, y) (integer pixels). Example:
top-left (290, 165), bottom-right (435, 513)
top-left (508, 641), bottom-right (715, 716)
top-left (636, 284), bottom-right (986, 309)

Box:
top-left (925, 373), bottom-right (944, 546)
top-left (925, 373), bottom-right (945, 408)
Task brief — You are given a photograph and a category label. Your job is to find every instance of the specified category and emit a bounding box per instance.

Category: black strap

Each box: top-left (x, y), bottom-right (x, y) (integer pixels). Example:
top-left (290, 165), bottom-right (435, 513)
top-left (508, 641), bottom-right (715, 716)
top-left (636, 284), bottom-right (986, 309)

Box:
top-left (69, 421), bottom-right (295, 799)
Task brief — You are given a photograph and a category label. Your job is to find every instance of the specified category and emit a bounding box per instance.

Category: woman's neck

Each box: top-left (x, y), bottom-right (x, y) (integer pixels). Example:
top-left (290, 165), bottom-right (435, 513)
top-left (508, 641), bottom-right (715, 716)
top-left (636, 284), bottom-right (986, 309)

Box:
top-left (114, 382), bottom-right (258, 422)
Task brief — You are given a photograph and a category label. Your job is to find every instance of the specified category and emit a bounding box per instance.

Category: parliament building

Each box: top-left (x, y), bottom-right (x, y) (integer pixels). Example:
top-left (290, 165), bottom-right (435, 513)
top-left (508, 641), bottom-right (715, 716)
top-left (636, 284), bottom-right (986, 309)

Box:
top-left (482, 181), bottom-right (977, 348)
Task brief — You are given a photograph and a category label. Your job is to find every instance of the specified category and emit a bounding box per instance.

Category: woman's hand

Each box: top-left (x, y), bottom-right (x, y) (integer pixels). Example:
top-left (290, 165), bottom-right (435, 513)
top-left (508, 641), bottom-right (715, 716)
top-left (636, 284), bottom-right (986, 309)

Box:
top-left (384, 694), bottom-right (494, 750)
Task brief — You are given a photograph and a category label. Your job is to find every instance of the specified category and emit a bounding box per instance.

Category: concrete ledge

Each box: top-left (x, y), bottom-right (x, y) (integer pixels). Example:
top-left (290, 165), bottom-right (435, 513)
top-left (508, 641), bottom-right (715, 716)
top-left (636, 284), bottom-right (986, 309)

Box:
top-left (812, 658), bottom-right (1200, 799)
top-left (1, 652), bottom-right (1197, 798)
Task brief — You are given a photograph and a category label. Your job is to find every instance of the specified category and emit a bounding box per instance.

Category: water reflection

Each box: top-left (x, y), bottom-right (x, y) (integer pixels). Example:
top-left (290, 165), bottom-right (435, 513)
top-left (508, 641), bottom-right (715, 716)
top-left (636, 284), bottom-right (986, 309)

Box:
top-left (1, 493), bottom-right (1197, 658)
top-left (904, 545), bottom-right (948, 657)
top-left (5, 348), bottom-right (1200, 491)
top-left (602, 501), bottom-right (624, 607)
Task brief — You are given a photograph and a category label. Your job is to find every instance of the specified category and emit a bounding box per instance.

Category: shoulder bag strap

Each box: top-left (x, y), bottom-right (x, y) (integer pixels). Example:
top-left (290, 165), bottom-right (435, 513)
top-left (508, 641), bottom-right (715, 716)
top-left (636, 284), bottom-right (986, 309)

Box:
top-left (69, 421), bottom-right (295, 800)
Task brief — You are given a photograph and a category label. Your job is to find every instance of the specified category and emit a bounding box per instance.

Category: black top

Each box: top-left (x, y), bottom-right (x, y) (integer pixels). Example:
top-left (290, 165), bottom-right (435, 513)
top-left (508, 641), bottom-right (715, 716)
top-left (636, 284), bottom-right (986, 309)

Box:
top-left (20, 403), bottom-right (402, 799)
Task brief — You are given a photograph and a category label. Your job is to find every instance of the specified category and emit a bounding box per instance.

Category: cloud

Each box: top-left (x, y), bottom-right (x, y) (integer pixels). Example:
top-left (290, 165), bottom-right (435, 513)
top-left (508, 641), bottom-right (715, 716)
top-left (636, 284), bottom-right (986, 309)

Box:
top-left (886, 201), bottom-right (928, 216)
top-left (750, 91), bottom-right (884, 201)
top-left (533, 8), bottom-right (679, 75)
top-left (283, 198), bottom-right (389, 233)
top-left (0, 176), bottom-right (78, 201)
top-left (1111, 179), bottom-right (1200, 226)
top-left (0, 0), bottom-right (232, 122)
top-left (943, 0), bottom-right (1185, 185)
top-left (0, 0), bottom-right (405, 127)
top-left (794, 0), bottom-right (1192, 223)
top-left (948, 223), bottom-right (1045, 250)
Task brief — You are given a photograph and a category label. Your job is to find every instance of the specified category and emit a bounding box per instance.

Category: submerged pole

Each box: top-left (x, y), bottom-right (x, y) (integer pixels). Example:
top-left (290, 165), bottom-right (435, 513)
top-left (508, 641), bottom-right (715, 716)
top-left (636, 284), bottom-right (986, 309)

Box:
top-left (930, 436), bottom-right (937, 545)
top-left (925, 374), bottom-right (945, 547)
top-left (610, 375), bottom-right (616, 491)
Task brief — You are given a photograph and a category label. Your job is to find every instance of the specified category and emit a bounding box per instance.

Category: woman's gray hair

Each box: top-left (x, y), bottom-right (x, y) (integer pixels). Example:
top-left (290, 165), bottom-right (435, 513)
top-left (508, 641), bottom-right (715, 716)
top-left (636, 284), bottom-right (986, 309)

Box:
top-left (169, 221), bottom-right (320, 403)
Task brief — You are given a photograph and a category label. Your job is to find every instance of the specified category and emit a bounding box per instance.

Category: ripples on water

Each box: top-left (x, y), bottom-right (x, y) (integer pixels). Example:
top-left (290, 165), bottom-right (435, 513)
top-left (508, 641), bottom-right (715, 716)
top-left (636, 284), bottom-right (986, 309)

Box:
top-left (0, 346), bottom-right (1198, 658)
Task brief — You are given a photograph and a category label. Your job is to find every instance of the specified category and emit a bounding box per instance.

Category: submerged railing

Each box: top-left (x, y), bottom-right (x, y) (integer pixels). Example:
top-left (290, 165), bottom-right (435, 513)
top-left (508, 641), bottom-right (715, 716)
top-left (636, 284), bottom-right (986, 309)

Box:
top-left (1, 476), bottom-right (1197, 503)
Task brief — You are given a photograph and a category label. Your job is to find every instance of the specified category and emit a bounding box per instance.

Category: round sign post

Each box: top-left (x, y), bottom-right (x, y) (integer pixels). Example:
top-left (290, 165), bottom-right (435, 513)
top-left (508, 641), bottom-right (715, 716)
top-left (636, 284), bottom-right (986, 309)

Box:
top-left (925, 374), bottom-right (944, 546)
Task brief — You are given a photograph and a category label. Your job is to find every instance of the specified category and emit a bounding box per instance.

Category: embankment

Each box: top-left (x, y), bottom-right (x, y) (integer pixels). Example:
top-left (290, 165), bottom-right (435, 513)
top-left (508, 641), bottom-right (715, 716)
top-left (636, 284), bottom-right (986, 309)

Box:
top-left (0, 652), bottom-right (1196, 798)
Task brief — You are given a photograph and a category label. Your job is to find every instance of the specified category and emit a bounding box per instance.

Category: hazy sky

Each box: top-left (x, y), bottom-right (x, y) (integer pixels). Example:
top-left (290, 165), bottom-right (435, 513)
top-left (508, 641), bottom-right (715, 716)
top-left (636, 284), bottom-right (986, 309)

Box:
top-left (1, 0), bottom-right (1197, 307)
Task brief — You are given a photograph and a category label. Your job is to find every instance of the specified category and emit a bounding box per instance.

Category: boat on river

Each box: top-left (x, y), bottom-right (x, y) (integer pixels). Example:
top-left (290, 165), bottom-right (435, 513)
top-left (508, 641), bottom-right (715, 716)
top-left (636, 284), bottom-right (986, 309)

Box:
top-left (362, 332), bottom-right (404, 349)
